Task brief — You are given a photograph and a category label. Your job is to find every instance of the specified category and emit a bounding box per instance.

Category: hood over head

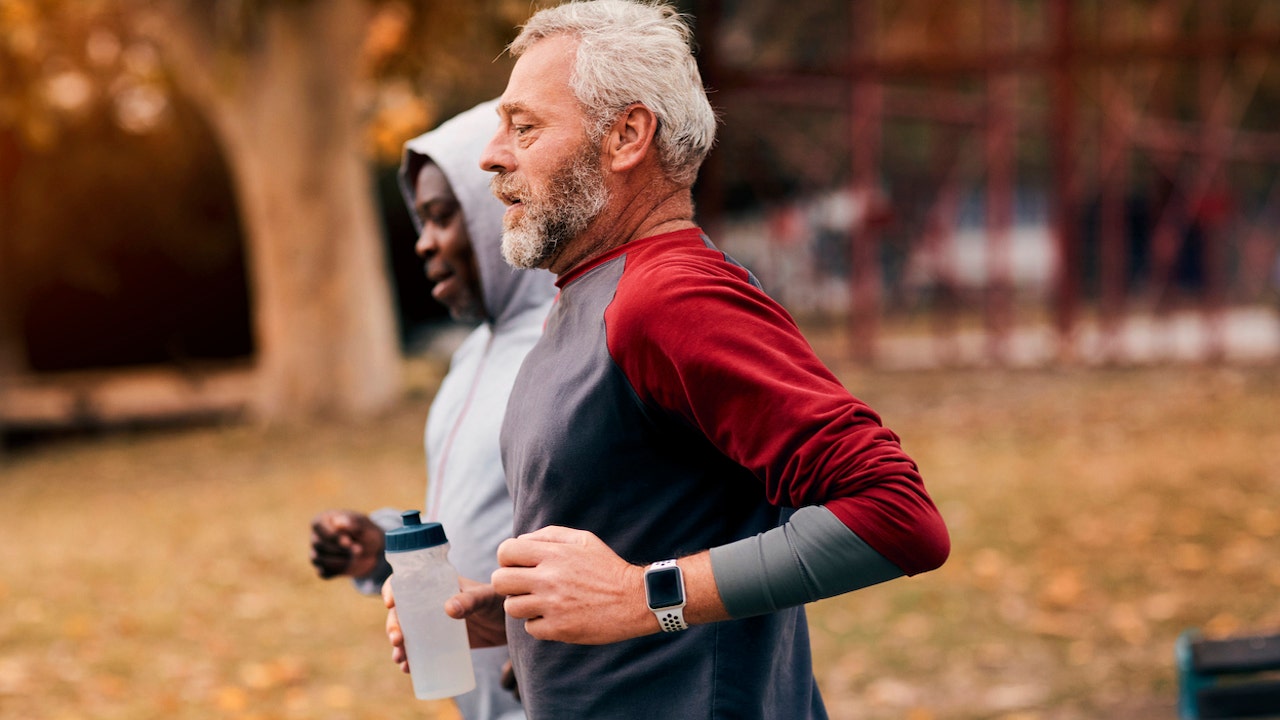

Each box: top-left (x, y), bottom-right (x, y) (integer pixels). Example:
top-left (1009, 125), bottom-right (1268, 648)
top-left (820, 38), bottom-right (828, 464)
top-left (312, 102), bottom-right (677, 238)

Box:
top-left (398, 99), bottom-right (555, 326)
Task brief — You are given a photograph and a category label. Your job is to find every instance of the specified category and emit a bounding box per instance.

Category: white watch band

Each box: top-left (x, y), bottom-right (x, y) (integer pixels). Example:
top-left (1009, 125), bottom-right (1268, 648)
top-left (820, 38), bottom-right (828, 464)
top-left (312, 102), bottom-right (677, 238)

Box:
top-left (655, 606), bottom-right (688, 633)
top-left (645, 559), bottom-right (689, 632)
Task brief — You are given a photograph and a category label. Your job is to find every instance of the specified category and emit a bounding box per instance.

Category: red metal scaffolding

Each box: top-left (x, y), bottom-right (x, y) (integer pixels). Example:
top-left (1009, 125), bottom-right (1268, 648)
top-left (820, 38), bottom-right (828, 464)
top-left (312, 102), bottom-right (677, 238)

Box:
top-left (697, 0), bottom-right (1280, 366)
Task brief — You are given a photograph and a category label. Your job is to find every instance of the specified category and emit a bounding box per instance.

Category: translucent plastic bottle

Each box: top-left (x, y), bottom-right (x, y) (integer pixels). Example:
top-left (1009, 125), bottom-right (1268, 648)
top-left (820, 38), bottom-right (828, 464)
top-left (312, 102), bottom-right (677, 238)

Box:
top-left (385, 511), bottom-right (475, 700)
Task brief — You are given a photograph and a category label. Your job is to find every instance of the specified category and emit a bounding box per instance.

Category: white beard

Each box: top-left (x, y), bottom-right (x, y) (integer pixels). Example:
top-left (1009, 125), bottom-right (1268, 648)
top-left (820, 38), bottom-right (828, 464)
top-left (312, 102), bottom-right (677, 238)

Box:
top-left (496, 142), bottom-right (608, 270)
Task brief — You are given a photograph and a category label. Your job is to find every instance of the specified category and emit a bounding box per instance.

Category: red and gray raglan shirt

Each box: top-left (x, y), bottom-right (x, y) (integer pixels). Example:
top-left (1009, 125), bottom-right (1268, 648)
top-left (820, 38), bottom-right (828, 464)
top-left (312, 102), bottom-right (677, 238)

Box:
top-left (500, 227), bottom-right (949, 719)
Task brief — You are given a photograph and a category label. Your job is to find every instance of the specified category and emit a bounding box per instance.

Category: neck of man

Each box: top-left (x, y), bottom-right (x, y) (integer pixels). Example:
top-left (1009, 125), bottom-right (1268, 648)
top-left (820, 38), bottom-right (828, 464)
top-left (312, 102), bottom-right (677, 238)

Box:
top-left (546, 181), bottom-right (697, 276)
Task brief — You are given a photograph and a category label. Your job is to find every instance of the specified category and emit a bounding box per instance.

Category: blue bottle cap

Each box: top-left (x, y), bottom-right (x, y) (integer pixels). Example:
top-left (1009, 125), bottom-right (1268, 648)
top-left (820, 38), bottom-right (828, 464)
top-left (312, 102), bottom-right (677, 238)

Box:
top-left (385, 510), bottom-right (449, 553)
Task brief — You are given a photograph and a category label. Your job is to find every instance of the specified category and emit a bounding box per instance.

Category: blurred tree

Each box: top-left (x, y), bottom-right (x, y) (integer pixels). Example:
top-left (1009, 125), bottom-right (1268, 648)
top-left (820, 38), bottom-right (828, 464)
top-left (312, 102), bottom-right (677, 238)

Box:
top-left (0, 0), bottom-right (532, 422)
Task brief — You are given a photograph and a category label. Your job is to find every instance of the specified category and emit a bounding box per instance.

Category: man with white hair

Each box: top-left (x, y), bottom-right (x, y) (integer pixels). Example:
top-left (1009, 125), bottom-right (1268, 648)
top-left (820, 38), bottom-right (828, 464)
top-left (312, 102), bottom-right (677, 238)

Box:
top-left (384, 2), bottom-right (950, 717)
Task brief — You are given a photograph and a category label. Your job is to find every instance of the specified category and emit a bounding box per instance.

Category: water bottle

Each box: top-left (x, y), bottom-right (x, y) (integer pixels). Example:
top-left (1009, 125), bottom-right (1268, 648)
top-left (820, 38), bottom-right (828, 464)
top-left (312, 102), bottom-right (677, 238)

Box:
top-left (384, 510), bottom-right (476, 700)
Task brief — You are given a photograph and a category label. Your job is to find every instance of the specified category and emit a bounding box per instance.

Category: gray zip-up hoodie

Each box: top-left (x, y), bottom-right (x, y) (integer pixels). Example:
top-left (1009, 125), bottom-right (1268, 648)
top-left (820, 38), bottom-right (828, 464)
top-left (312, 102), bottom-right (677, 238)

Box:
top-left (391, 98), bottom-right (554, 720)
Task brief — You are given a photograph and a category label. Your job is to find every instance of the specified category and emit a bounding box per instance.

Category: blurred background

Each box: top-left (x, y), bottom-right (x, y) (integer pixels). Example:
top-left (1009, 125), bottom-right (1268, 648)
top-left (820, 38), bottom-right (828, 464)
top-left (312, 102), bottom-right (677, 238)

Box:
top-left (1, 1), bottom-right (1278, 719)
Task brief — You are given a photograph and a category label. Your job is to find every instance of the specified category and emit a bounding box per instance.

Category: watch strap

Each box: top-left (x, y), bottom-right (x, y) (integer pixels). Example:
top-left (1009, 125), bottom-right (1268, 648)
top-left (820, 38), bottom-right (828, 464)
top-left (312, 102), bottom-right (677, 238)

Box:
top-left (655, 606), bottom-right (688, 633)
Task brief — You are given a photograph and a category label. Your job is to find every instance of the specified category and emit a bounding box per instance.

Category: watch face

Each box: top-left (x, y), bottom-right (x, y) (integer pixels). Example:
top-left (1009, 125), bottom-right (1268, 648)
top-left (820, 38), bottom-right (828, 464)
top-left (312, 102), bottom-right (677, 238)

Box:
top-left (645, 567), bottom-right (684, 609)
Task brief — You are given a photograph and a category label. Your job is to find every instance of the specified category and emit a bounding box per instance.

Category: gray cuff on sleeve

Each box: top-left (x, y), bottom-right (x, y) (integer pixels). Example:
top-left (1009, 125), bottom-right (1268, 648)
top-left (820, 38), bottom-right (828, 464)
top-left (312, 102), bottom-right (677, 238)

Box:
top-left (708, 505), bottom-right (905, 619)
top-left (351, 507), bottom-right (402, 596)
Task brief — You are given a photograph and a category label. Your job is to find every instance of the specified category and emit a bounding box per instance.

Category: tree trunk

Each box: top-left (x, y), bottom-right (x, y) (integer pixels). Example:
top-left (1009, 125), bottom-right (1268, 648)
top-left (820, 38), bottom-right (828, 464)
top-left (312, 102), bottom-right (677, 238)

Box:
top-left (149, 0), bottom-right (401, 422)
top-left (0, 127), bottom-right (23, 378)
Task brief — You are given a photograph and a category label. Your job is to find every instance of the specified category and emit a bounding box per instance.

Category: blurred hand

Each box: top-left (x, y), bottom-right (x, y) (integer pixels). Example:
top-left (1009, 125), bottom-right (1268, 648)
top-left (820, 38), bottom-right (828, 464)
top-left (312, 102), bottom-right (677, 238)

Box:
top-left (310, 509), bottom-right (385, 579)
top-left (493, 526), bottom-right (649, 645)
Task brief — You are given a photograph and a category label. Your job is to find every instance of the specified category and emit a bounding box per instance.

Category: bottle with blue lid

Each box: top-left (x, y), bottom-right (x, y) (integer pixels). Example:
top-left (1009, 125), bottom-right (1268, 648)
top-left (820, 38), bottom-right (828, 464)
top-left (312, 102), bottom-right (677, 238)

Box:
top-left (385, 510), bottom-right (475, 700)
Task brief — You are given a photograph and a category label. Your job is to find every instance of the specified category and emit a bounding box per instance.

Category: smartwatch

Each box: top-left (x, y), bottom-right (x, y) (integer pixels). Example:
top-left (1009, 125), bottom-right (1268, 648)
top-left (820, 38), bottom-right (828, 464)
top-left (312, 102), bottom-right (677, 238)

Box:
top-left (644, 559), bottom-right (688, 632)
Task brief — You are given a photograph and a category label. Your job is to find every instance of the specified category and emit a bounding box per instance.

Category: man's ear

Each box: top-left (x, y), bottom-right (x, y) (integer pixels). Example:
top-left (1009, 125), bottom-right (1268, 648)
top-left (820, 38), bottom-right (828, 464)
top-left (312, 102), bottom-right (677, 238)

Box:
top-left (606, 103), bottom-right (658, 173)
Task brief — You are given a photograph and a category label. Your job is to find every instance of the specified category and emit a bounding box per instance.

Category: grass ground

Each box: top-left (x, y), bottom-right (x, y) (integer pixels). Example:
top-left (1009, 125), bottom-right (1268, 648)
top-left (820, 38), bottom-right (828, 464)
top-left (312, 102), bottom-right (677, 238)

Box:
top-left (2, 354), bottom-right (1278, 719)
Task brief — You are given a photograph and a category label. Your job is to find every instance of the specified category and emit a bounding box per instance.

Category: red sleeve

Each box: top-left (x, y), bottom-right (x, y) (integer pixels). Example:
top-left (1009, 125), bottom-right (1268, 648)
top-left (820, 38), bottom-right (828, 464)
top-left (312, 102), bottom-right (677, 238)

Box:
top-left (605, 250), bottom-right (949, 575)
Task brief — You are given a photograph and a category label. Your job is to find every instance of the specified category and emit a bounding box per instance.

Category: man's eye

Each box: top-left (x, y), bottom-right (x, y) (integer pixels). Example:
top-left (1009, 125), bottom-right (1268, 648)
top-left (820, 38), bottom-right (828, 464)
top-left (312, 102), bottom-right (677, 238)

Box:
top-left (421, 202), bottom-right (459, 227)
top-left (514, 125), bottom-right (532, 136)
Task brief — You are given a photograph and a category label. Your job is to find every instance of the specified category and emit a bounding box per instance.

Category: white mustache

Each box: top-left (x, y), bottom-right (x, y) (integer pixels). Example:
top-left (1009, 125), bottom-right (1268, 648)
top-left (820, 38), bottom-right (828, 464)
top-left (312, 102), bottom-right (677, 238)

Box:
top-left (490, 173), bottom-right (527, 202)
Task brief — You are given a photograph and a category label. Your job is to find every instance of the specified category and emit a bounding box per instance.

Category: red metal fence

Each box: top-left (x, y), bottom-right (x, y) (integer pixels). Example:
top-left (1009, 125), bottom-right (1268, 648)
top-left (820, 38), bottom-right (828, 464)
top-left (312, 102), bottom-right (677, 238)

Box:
top-left (696, 0), bottom-right (1280, 366)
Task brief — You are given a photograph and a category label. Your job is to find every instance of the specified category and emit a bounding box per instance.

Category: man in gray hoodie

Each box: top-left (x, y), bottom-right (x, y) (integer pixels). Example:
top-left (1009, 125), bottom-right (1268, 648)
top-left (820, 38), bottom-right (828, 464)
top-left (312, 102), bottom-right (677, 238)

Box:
top-left (309, 99), bottom-right (554, 720)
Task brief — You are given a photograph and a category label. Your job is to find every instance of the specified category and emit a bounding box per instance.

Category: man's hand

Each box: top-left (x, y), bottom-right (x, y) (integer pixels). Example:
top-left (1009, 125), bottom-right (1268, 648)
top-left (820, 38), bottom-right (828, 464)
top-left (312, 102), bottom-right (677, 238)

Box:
top-left (446, 577), bottom-right (510, 649)
top-left (382, 578), bottom-right (411, 674)
top-left (492, 526), bottom-right (651, 645)
top-left (310, 510), bottom-right (385, 579)
top-left (383, 576), bottom-right (508, 673)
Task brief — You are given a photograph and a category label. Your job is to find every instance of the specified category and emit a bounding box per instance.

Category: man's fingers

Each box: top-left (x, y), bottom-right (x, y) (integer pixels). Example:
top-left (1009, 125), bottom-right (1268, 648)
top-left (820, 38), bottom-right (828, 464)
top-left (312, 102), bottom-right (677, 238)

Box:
top-left (522, 616), bottom-right (557, 642)
top-left (445, 591), bottom-right (483, 620)
top-left (445, 580), bottom-right (497, 619)
top-left (311, 527), bottom-right (354, 567)
top-left (490, 565), bottom-right (540, 599)
top-left (314, 526), bottom-right (358, 552)
top-left (497, 531), bottom-right (581, 568)
top-left (311, 546), bottom-right (350, 564)
top-left (315, 513), bottom-right (382, 579)
top-left (503, 593), bottom-right (541, 620)
top-left (496, 538), bottom-right (536, 569)
top-left (311, 511), bottom-right (346, 536)
top-left (310, 540), bottom-right (351, 578)
top-left (312, 511), bottom-right (365, 548)
top-left (310, 556), bottom-right (347, 579)
top-left (311, 541), bottom-right (350, 560)
top-left (386, 605), bottom-right (408, 673)
top-left (386, 610), bottom-right (402, 641)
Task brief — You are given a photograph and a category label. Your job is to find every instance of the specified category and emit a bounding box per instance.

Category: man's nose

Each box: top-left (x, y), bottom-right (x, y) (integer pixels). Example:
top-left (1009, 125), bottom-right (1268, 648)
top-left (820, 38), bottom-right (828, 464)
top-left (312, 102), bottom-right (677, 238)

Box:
top-left (480, 126), bottom-right (511, 174)
top-left (415, 227), bottom-right (439, 258)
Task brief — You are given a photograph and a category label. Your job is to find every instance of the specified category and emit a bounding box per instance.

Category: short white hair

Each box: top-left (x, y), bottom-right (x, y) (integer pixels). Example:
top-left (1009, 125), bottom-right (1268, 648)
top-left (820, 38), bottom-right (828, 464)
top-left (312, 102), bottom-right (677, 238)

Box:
top-left (511, 0), bottom-right (718, 187)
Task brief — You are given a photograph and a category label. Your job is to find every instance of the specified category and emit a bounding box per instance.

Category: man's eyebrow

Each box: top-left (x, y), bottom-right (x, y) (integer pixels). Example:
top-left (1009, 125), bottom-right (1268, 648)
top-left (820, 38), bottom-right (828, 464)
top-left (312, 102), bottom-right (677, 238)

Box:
top-left (417, 196), bottom-right (454, 212)
top-left (499, 100), bottom-right (532, 119)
